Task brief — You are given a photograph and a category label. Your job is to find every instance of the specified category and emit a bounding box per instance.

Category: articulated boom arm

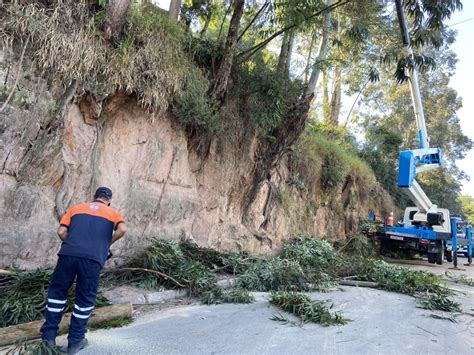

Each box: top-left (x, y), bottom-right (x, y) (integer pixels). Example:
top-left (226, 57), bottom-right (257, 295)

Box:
top-left (395, 0), bottom-right (442, 214)
top-left (398, 148), bottom-right (441, 212)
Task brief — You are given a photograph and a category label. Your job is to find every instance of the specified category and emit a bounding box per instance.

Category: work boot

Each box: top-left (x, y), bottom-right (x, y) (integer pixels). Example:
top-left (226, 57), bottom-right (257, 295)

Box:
top-left (67, 338), bottom-right (88, 354)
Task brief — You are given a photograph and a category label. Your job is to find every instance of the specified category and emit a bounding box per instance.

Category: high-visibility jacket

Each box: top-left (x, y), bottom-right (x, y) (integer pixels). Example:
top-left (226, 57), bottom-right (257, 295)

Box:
top-left (59, 200), bottom-right (124, 266)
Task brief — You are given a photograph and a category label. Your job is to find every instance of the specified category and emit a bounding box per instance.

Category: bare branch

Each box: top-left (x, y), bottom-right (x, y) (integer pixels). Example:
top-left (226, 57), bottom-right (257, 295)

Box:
top-left (237, 1), bottom-right (270, 43)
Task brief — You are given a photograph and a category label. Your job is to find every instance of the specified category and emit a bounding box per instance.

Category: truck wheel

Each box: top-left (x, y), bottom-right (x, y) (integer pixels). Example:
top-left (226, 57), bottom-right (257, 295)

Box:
top-left (380, 239), bottom-right (394, 255)
top-left (446, 250), bottom-right (453, 262)
top-left (427, 253), bottom-right (436, 264)
top-left (436, 248), bottom-right (444, 265)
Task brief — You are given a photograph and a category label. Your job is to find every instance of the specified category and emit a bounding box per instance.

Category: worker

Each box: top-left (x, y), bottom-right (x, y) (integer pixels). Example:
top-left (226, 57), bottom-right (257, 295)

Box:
top-left (386, 211), bottom-right (394, 227)
top-left (40, 187), bottom-right (127, 353)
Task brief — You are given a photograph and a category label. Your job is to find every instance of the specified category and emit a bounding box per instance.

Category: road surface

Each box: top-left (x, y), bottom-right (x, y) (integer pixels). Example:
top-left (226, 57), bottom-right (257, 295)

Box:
top-left (74, 261), bottom-right (473, 355)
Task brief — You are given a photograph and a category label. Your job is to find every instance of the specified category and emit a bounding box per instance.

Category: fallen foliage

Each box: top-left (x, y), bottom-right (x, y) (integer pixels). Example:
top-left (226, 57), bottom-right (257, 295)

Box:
top-left (0, 268), bottom-right (109, 328)
top-left (200, 287), bottom-right (255, 305)
top-left (418, 293), bottom-right (462, 313)
top-left (6, 339), bottom-right (63, 355)
top-left (270, 291), bottom-right (349, 326)
top-left (179, 239), bottom-right (255, 274)
top-left (237, 258), bottom-right (308, 292)
top-left (347, 258), bottom-right (446, 296)
top-left (445, 271), bottom-right (474, 287)
top-left (104, 239), bottom-right (216, 296)
top-left (2, 235), bottom-right (463, 330)
top-left (88, 316), bottom-right (134, 331)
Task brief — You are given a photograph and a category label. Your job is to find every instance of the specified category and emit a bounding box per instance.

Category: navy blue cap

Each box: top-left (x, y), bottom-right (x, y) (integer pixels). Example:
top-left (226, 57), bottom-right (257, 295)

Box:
top-left (94, 187), bottom-right (113, 199)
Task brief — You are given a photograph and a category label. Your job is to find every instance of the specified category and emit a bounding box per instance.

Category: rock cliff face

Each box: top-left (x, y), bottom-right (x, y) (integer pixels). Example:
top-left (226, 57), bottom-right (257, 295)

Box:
top-left (0, 53), bottom-right (395, 269)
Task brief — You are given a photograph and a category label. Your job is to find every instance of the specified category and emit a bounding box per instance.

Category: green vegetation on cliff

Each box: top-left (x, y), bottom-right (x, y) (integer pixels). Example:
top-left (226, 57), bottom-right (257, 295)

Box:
top-left (1, 0), bottom-right (470, 210)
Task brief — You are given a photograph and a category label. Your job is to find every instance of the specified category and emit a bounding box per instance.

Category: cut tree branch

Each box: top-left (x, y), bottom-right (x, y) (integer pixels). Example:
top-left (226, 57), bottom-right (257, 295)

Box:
top-left (102, 267), bottom-right (186, 288)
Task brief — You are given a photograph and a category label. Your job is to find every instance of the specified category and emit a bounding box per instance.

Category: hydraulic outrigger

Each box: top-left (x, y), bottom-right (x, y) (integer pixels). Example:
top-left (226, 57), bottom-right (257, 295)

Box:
top-left (383, 0), bottom-right (472, 267)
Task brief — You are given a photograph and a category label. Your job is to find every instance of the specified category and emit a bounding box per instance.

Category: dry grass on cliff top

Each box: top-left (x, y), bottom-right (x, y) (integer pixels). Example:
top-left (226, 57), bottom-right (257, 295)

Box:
top-left (0, 0), bottom-right (212, 127)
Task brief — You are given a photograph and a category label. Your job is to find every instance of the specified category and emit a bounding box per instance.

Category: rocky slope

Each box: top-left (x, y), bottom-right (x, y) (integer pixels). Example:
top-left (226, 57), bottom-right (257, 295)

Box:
top-left (0, 47), bottom-right (395, 269)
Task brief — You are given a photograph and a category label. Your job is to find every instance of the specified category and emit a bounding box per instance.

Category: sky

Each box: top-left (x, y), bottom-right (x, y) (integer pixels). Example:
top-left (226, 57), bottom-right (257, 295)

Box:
top-left (446, 3), bottom-right (474, 197)
top-left (155, 0), bottom-right (473, 196)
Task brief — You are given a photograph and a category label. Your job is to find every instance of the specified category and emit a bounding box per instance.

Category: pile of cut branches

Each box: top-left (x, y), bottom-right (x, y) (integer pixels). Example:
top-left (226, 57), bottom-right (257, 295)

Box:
top-left (2, 234), bottom-right (463, 331)
top-left (0, 268), bottom-right (110, 328)
top-left (102, 239), bottom-right (216, 296)
top-left (270, 291), bottom-right (348, 326)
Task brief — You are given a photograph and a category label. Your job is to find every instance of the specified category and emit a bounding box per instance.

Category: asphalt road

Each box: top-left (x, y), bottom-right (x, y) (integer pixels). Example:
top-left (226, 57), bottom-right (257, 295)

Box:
top-left (74, 263), bottom-right (473, 355)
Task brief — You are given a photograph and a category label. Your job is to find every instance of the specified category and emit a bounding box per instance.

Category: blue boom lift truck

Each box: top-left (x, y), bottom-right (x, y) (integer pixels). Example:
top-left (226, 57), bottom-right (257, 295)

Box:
top-left (381, 0), bottom-right (472, 267)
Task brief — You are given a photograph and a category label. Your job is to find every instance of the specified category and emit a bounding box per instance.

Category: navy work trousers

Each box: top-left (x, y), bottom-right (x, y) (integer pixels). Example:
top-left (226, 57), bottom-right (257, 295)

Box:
top-left (40, 255), bottom-right (102, 346)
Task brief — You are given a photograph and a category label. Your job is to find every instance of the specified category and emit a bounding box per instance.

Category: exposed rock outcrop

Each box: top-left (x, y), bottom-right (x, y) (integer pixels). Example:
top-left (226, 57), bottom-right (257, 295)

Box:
top-left (0, 51), bottom-right (395, 269)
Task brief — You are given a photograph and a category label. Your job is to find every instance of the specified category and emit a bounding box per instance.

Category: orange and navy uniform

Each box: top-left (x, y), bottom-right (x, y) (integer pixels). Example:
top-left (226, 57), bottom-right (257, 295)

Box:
top-left (59, 200), bottom-right (124, 266)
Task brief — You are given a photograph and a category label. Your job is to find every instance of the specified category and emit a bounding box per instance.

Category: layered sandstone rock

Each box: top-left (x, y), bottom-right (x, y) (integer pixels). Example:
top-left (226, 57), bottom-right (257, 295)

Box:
top-left (0, 52), bottom-right (395, 269)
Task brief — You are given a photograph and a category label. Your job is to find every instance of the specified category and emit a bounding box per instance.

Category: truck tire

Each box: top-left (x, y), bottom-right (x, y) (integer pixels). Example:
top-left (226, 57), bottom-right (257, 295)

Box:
top-left (380, 239), bottom-right (394, 255)
top-left (427, 253), bottom-right (436, 264)
top-left (446, 250), bottom-right (453, 262)
top-left (436, 248), bottom-right (444, 265)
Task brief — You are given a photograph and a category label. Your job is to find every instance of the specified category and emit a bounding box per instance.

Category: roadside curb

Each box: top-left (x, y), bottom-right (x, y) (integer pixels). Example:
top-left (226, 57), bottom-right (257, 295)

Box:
top-left (104, 277), bottom-right (236, 305)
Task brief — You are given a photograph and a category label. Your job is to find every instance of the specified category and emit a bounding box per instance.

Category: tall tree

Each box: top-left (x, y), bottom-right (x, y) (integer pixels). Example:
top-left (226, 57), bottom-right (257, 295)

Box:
top-left (211, 0), bottom-right (245, 100)
top-left (329, 64), bottom-right (341, 124)
top-left (304, 0), bottom-right (333, 99)
top-left (328, 11), bottom-right (342, 124)
top-left (277, 30), bottom-right (296, 79)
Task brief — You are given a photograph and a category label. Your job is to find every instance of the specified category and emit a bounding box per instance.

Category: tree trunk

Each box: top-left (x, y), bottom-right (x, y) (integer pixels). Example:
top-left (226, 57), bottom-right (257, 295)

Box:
top-left (211, 0), bottom-right (245, 101)
top-left (104, 0), bottom-right (132, 44)
top-left (323, 70), bottom-right (330, 121)
top-left (277, 30), bottom-right (295, 79)
top-left (329, 64), bottom-right (342, 124)
top-left (329, 11), bottom-right (342, 125)
top-left (286, 30), bottom-right (296, 77)
top-left (304, 0), bottom-right (333, 99)
top-left (277, 31), bottom-right (291, 76)
top-left (304, 29), bottom-right (316, 84)
top-left (169, 0), bottom-right (182, 21)
top-left (0, 303), bottom-right (133, 346)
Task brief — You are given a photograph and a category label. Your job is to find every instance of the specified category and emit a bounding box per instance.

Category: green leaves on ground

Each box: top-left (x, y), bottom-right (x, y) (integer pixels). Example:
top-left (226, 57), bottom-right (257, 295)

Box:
top-left (200, 287), bottom-right (255, 305)
top-left (445, 271), bottom-right (474, 287)
top-left (105, 239), bottom-right (217, 296)
top-left (349, 258), bottom-right (446, 296)
top-left (2, 235), bottom-right (463, 330)
top-left (270, 291), bottom-right (348, 326)
top-left (417, 293), bottom-right (461, 313)
top-left (88, 316), bottom-right (134, 331)
top-left (0, 268), bottom-right (110, 327)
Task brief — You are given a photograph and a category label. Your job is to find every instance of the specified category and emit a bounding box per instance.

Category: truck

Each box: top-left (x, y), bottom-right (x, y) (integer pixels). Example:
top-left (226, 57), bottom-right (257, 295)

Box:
top-left (380, 0), bottom-right (472, 267)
